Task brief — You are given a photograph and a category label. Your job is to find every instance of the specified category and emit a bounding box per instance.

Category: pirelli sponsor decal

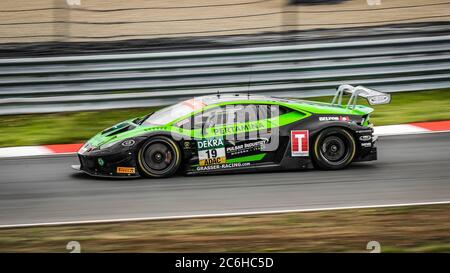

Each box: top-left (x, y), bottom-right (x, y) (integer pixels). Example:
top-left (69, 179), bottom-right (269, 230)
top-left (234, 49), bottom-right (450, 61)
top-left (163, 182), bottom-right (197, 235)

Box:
top-left (116, 167), bottom-right (136, 174)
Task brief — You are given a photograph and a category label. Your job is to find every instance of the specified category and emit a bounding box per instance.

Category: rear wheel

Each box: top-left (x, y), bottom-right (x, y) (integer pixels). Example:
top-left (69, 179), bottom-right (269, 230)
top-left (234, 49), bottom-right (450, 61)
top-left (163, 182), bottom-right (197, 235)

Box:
top-left (137, 136), bottom-right (181, 178)
top-left (312, 127), bottom-right (356, 170)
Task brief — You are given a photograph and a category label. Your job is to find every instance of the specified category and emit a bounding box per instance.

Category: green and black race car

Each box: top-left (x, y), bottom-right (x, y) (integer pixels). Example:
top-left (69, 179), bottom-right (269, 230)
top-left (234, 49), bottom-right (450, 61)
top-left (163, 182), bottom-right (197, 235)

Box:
top-left (72, 84), bottom-right (390, 178)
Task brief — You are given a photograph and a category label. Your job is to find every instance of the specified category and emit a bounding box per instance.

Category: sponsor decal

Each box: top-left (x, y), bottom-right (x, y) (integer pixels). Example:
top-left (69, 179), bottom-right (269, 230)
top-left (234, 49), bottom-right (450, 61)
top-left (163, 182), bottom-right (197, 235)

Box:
top-left (291, 130), bottom-right (309, 157)
top-left (198, 138), bottom-right (224, 149)
top-left (319, 116), bottom-right (339, 121)
top-left (226, 139), bottom-right (267, 156)
top-left (196, 162), bottom-right (251, 171)
top-left (197, 137), bottom-right (226, 166)
top-left (211, 122), bottom-right (266, 136)
top-left (359, 135), bottom-right (372, 141)
top-left (319, 116), bottom-right (350, 122)
top-left (116, 167), bottom-right (136, 174)
top-left (361, 142), bottom-right (372, 148)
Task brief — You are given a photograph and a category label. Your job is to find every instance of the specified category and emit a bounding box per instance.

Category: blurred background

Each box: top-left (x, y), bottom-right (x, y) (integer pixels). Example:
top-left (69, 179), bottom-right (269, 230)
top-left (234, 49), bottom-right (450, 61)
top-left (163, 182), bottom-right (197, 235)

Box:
top-left (2, 0), bottom-right (450, 43)
top-left (0, 1), bottom-right (449, 112)
top-left (0, 0), bottom-right (449, 145)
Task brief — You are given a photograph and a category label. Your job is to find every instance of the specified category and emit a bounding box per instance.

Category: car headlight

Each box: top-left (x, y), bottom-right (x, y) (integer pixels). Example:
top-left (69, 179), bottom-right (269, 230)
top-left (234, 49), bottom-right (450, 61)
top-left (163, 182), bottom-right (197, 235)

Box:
top-left (78, 142), bottom-right (98, 154)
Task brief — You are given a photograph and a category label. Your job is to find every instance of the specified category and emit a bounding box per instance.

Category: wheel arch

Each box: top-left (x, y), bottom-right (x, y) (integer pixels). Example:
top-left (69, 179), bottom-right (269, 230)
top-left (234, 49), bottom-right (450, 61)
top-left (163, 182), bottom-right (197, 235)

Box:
top-left (134, 131), bottom-right (186, 155)
top-left (311, 121), bottom-right (358, 146)
top-left (309, 124), bottom-right (358, 170)
top-left (134, 131), bottom-right (186, 177)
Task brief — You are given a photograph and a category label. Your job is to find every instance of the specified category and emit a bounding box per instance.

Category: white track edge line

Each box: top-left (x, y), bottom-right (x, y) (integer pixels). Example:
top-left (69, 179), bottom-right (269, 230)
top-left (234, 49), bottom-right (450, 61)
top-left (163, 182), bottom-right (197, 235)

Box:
top-left (1, 200), bottom-right (450, 229)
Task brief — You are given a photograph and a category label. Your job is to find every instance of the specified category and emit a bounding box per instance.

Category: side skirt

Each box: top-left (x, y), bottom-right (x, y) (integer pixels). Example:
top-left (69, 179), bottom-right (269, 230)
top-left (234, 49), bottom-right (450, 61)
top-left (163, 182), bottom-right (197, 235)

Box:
top-left (185, 162), bottom-right (309, 176)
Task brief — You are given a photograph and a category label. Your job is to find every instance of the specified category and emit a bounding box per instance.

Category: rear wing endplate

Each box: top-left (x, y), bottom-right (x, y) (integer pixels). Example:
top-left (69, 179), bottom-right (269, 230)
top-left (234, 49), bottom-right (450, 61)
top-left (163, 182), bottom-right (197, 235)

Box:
top-left (331, 84), bottom-right (391, 109)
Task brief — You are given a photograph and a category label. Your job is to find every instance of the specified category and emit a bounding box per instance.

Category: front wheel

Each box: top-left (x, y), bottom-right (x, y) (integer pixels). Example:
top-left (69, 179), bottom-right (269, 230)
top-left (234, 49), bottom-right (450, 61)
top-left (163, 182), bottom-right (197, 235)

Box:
top-left (312, 127), bottom-right (356, 170)
top-left (137, 136), bottom-right (181, 178)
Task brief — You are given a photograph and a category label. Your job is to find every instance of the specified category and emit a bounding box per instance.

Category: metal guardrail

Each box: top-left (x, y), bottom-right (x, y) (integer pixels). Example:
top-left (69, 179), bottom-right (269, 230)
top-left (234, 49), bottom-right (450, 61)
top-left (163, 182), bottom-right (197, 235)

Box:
top-left (0, 35), bottom-right (450, 115)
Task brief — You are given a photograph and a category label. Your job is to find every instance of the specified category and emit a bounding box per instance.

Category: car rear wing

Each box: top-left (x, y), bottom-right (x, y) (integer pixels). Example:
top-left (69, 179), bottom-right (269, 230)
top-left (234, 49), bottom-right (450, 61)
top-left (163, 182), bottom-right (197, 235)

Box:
top-left (331, 84), bottom-right (391, 109)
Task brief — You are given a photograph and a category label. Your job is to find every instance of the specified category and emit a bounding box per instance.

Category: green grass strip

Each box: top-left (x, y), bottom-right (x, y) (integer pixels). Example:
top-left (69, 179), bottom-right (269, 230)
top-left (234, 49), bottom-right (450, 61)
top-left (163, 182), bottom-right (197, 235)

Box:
top-left (0, 88), bottom-right (449, 147)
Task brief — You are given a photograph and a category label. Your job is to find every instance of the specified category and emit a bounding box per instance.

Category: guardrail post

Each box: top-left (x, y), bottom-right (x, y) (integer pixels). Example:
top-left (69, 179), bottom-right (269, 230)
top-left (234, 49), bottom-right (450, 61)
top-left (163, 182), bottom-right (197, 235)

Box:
top-left (53, 0), bottom-right (71, 42)
top-left (282, 1), bottom-right (298, 44)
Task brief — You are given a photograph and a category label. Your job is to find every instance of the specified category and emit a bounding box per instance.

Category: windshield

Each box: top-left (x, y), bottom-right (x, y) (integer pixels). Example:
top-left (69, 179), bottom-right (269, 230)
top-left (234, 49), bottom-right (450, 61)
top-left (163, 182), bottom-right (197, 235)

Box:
top-left (141, 98), bottom-right (206, 126)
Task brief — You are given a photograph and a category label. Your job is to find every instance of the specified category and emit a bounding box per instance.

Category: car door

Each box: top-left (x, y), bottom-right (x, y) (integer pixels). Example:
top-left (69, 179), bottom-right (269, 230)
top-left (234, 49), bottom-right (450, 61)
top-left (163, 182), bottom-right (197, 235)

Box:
top-left (201, 103), bottom-right (283, 166)
top-left (186, 103), bottom-right (290, 170)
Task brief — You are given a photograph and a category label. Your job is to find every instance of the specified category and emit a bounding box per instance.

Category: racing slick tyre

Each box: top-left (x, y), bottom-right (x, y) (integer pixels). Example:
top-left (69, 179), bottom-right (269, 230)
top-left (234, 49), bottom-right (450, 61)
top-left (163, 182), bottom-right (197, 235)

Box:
top-left (137, 136), bottom-right (181, 178)
top-left (312, 127), bottom-right (356, 170)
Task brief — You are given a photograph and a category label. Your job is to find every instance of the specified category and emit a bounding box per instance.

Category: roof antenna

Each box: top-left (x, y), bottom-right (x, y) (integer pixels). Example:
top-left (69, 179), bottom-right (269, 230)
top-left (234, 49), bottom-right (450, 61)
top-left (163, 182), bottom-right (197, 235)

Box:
top-left (217, 90), bottom-right (220, 99)
top-left (247, 65), bottom-right (253, 99)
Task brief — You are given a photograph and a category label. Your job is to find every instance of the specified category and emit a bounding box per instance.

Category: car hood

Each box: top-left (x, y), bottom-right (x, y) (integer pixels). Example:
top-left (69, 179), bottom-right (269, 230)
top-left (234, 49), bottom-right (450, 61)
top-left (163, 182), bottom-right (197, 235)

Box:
top-left (87, 119), bottom-right (138, 148)
top-left (85, 118), bottom-right (174, 149)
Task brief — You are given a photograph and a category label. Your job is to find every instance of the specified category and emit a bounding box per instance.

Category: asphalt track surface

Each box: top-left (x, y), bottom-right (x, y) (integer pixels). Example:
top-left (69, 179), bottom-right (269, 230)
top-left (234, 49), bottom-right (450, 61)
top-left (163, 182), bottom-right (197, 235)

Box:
top-left (0, 132), bottom-right (449, 227)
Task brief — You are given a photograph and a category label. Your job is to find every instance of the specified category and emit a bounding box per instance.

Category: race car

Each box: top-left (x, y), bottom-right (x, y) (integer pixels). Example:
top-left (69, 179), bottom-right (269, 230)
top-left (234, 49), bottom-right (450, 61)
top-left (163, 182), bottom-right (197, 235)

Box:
top-left (72, 84), bottom-right (390, 178)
